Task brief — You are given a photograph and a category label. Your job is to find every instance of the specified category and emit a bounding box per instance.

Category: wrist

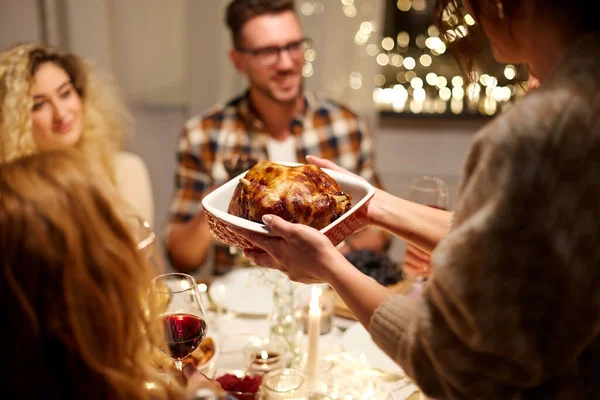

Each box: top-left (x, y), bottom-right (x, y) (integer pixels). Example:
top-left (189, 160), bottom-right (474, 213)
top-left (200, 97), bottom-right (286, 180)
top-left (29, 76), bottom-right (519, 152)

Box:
top-left (368, 189), bottom-right (389, 228)
top-left (323, 252), bottom-right (354, 286)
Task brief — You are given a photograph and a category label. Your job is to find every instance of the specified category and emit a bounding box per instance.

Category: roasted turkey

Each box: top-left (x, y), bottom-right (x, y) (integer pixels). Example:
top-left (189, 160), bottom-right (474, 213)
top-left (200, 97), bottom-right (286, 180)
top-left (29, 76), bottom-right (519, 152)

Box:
top-left (228, 161), bottom-right (352, 230)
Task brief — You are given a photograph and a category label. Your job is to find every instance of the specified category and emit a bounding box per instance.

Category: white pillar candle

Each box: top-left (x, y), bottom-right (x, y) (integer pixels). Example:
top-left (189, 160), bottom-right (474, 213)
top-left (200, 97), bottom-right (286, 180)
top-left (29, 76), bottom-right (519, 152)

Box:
top-left (305, 285), bottom-right (321, 390)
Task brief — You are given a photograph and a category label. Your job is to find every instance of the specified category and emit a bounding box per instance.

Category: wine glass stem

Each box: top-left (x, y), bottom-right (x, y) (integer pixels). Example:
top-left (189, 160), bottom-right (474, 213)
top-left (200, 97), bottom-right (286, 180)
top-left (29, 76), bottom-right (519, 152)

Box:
top-left (174, 359), bottom-right (183, 372)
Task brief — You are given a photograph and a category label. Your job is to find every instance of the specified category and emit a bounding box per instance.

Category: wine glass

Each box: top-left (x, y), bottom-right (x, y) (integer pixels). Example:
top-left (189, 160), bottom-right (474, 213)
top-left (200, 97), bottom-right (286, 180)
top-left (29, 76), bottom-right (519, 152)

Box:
top-left (403, 176), bottom-right (449, 288)
top-left (150, 273), bottom-right (208, 371)
top-left (124, 214), bottom-right (162, 271)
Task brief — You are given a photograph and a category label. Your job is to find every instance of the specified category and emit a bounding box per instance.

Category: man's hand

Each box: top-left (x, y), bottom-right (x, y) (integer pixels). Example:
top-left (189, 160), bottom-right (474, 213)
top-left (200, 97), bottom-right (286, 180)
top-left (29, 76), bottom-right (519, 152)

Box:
top-left (166, 211), bottom-right (212, 272)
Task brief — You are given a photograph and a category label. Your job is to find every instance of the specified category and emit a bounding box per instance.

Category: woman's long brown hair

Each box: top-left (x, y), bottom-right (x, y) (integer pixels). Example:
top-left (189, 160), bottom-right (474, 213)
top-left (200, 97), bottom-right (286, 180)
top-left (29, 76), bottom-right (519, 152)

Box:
top-left (0, 150), bottom-right (181, 399)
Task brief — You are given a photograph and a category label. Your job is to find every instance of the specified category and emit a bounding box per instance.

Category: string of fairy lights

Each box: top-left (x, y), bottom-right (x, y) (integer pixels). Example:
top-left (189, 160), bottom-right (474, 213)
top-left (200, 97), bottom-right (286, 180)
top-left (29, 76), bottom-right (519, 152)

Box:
top-left (299, 0), bottom-right (528, 117)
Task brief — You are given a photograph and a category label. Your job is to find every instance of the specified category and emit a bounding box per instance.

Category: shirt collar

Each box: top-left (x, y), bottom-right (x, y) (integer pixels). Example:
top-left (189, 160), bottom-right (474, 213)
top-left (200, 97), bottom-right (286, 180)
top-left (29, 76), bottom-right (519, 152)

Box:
top-left (238, 89), bottom-right (317, 132)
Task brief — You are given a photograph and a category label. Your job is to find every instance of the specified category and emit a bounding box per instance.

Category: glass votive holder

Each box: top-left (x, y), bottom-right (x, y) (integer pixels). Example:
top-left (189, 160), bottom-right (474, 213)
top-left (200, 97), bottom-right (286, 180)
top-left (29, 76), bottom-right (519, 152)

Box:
top-left (295, 284), bottom-right (334, 335)
top-left (299, 356), bottom-right (335, 396)
top-left (260, 368), bottom-right (307, 400)
top-left (243, 336), bottom-right (288, 374)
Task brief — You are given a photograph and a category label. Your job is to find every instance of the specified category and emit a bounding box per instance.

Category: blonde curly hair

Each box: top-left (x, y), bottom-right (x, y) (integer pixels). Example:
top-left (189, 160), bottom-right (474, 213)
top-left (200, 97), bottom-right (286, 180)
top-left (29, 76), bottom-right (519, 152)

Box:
top-left (0, 42), bottom-right (131, 182)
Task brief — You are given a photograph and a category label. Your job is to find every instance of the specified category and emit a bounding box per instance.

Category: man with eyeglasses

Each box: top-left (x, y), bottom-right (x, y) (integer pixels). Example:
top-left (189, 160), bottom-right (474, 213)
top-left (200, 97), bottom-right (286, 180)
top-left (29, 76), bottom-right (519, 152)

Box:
top-left (165, 0), bottom-right (390, 275)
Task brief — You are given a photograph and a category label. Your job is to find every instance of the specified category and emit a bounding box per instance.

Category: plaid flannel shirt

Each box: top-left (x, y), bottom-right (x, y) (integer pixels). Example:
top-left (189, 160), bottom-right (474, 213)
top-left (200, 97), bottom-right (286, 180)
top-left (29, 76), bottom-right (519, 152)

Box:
top-left (166, 90), bottom-right (382, 274)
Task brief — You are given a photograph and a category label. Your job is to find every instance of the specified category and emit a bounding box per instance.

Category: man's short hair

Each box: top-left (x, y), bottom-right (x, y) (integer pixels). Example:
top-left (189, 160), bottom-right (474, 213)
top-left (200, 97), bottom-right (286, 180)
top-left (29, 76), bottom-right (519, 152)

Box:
top-left (226, 0), bottom-right (296, 49)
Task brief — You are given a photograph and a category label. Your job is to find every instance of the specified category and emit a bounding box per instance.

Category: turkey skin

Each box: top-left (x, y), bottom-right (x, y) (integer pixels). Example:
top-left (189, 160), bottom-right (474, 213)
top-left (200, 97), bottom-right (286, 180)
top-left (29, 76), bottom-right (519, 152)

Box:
top-left (228, 161), bottom-right (352, 230)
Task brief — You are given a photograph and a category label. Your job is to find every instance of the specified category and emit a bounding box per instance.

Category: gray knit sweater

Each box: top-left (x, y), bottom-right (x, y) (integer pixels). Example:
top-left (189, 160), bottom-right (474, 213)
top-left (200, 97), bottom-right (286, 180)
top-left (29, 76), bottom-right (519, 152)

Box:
top-left (370, 32), bottom-right (600, 399)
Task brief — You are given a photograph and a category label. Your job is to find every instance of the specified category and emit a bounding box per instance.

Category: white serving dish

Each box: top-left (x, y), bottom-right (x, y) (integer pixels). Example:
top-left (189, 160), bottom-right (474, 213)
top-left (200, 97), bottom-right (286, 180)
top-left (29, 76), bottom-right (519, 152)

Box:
top-left (201, 162), bottom-right (375, 249)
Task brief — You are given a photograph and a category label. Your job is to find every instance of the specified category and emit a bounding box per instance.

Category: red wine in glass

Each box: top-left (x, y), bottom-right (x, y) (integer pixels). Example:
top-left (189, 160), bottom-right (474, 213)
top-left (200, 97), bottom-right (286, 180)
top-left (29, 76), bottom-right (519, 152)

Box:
top-left (150, 273), bottom-right (208, 371)
top-left (162, 313), bottom-right (208, 359)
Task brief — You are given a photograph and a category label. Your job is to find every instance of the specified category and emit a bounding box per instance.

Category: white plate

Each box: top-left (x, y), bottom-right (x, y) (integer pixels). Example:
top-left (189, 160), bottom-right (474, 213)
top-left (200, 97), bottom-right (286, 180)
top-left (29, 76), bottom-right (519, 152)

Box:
top-left (341, 322), bottom-right (404, 374)
top-left (208, 267), bottom-right (273, 316)
top-left (201, 162), bottom-right (375, 236)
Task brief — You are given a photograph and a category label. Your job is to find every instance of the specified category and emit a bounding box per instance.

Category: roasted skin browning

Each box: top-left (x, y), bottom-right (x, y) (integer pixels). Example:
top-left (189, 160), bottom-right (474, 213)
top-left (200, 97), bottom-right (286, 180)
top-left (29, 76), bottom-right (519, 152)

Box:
top-left (228, 161), bottom-right (352, 230)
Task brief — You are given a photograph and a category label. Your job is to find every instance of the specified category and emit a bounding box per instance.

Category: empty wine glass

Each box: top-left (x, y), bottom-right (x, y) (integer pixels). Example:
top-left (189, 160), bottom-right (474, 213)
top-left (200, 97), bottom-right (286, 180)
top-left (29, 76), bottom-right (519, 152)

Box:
top-left (124, 214), bottom-right (162, 271)
top-left (150, 273), bottom-right (208, 371)
top-left (403, 176), bottom-right (449, 289)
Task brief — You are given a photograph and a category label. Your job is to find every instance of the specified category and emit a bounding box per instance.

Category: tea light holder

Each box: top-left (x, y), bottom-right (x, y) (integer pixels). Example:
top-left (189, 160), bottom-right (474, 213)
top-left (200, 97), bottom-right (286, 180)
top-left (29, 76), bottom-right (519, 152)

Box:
top-left (243, 336), bottom-right (288, 374)
top-left (298, 356), bottom-right (334, 397)
top-left (261, 368), bottom-right (307, 400)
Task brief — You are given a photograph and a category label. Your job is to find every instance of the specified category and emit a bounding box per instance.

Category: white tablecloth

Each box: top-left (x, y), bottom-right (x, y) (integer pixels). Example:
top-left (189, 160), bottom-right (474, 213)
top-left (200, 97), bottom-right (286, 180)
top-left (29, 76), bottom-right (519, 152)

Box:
top-left (204, 311), bottom-right (421, 400)
top-left (208, 311), bottom-right (351, 373)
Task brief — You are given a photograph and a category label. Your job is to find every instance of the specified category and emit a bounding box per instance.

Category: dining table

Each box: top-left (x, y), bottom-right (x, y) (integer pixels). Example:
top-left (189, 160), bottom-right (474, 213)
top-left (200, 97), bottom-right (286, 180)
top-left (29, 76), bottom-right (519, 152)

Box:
top-left (196, 267), bottom-right (423, 400)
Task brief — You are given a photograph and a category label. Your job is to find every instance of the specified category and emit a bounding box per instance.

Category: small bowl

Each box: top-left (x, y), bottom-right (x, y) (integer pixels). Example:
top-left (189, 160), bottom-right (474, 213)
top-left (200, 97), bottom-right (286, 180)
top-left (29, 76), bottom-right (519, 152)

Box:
top-left (214, 369), bottom-right (264, 400)
top-left (201, 162), bottom-right (375, 249)
top-left (181, 336), bottom-right (219, 375)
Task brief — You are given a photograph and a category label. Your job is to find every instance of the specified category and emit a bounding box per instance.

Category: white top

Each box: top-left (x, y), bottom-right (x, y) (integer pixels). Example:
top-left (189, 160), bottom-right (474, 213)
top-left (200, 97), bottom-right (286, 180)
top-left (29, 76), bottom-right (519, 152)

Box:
top-left (266, 136), bottom-right (297, 163)
top-left (114, 151), bottom-right (155, 227)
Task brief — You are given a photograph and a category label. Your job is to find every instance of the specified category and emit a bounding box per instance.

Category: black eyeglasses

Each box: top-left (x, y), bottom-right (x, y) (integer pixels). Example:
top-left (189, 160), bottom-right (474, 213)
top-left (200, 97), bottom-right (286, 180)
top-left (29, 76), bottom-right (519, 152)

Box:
top-left (236, 38), bottom-right (312, 66)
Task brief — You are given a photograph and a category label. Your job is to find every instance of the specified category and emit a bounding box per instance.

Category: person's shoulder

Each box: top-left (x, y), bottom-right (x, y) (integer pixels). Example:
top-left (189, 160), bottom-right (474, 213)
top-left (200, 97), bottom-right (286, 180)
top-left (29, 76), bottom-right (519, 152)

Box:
top-left (183, 93), bottom-right (246, 132)
top-left (114, 151), bottom-right (147, 171)
top-left (113, 152), bottom-right (151, 184)
top-left (483, 74), bottom-right (595, 148)
top-left (307, 91), bottom-right (362, 119)
top-left (469, 75), bottom-right (599, 177)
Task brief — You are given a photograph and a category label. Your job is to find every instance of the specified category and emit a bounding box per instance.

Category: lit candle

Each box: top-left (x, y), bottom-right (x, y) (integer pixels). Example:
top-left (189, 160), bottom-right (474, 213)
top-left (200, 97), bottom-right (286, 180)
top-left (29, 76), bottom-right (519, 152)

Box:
top-left (305, 285), bottom-right (321, 390)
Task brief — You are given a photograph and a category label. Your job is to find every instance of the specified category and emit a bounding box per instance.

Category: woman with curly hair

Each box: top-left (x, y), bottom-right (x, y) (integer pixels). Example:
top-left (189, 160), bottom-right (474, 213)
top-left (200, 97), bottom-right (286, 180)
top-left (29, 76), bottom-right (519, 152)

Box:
top-left (0, 149), bottom-right (223, 399)
top-left (0, 42), bottom-right (153, 225)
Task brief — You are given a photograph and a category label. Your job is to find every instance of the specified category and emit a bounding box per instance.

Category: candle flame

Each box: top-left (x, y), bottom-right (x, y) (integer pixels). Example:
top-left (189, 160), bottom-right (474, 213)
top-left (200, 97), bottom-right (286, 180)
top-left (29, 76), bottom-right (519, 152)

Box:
top-left (260, 350), bottom-right (268, 360)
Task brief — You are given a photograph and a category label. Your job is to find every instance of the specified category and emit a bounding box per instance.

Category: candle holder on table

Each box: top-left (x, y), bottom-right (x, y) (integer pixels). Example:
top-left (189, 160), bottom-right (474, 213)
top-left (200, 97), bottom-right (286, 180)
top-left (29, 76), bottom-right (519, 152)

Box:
top-left (260, 368), bottom-right (306, 400)
top-left (243, 336), bottom-right (288, 374)
top-left (299, 357), bottom-right (334, 398)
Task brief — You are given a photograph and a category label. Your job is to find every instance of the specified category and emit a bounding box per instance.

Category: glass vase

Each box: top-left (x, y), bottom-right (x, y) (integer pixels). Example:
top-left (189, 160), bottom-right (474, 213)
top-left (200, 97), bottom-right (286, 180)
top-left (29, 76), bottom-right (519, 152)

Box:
top-left (268, 271), bottom-right (302, 366)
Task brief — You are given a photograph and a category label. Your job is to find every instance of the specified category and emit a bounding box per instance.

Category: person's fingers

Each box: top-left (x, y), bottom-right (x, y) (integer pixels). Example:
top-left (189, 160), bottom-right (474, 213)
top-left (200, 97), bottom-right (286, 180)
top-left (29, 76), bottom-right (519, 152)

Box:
top-left (243, 249), bottom-right (284, 272)
top-left (406, 245), bottom-right (430, 261)
top-left (401, 261), bottom-right (422, 276)
top-left (261, 214), bottom-right (302, 242)
top-left (182, 363), bottom-right (206, 381)
top-left (305, 155), bottom-right (353, 175)
top-left (228, 226), bottom-right (286, 253)
top-left (182, 364), bottom-right (224, 393)
top-left (306, 155), bottom-right (338, 169)
top-left (404, 250), bottom-right (430, 274)
top-left (405, 251), bottom-right (428, 269)
top-left (170, 365), bottom-right (187, 386)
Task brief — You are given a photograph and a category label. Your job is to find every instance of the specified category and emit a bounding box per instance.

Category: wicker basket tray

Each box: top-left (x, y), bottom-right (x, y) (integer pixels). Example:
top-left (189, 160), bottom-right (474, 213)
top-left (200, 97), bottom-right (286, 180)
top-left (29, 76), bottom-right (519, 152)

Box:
top-left (202, 162), bottom-right (375, 249)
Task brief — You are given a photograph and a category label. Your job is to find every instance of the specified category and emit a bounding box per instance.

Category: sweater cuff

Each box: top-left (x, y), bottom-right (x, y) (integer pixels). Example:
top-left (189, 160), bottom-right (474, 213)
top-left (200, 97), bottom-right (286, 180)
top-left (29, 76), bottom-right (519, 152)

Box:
top-left (369, 294), bottom-right (417, 362)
